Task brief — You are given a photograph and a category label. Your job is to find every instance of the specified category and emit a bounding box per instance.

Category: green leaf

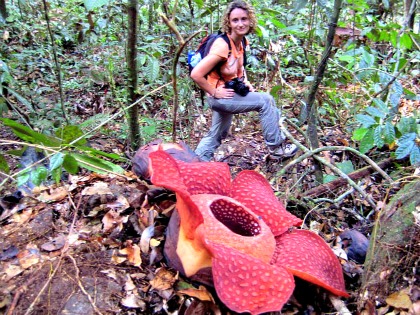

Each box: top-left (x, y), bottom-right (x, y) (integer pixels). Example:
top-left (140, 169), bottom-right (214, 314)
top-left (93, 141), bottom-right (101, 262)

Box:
top-left (374, 125), bottom-right (385, 148)
top-left (55, 125), bottom-right (87, 146)
top-left (359, 129), bottom-right (375, 154)
top-left (0, 154), bottom-right (10, 174)
top-left (323, 174), bottom-right (337, 184)
top-left (362, 49), bottom-right (374, 67)
top-left (145, 57), bottom-right (160, 82)
top-left (49, 152), bottom-right (64, 171)
top-left (77, 146), bottom-right (124, 161)
top-left (366, 106), bottom-right (386, 118)
top-left (63, 154), bottom-right (79, 174)
top-left (410, 145), bottom-right (420, 166)
top-left (395, 133), bottom-right (416, 159)
top-left (336, 161), bottom-right (354, 174)
top-left (31, 166), bottom-right (48, 186)
top-left (400, 33), bottom-right (413, 50)
top-left (17, 170), bottom-right (30, 187)
top-left (1, 118), bottom-right (60, 147)
top-left (73, 153), bottom-right (124, 174)
top-left (356, 114), bottom-right (376, 128)
top-left (1, 86), bottom-right (34, 112)
top-left (352, 128), bottom-right (369, 141)
top-left (383, 121), bottom-right (396, 144)
top-left (397, 117), bottom-right (416, 134)
top-left (372, 98), bottom-right (389, 114)
top-left (51, 167), bottom-right (62, 184)
top-left (84, 0), bottom-right (109, 11)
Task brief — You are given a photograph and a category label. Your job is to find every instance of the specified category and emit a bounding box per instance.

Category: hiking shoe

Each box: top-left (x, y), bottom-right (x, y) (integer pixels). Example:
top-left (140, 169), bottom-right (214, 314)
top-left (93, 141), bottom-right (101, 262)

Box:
top-left (269, 143), bottom-right (298, 159)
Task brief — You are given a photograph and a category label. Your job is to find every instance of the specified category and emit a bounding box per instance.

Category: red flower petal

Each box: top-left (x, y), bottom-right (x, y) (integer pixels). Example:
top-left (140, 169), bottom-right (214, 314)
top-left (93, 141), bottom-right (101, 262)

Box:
top-left (272, 229), bottom-right (349, 297)
top-left (192, 194), bottom-right (275, 263)
top-left (230, 170), bottom-right (302, 235)
top-left (207, 241), bottom-right (295, 315)
top-left (175, 159), bottom-right (231, 195)
top-left (149, 150), bottom-right (203, 239)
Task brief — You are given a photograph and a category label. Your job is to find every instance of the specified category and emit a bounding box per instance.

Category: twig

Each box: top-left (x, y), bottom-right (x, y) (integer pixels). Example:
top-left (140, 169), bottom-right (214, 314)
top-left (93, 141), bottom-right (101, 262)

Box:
top-left (329, 294), bottom-right (352, 315)
top-left (66, 254), bottom-right (105, 315)
top-left (22, 190), bottom-right (81, 315)
top-left (278, 123), bottom-right (377, 208)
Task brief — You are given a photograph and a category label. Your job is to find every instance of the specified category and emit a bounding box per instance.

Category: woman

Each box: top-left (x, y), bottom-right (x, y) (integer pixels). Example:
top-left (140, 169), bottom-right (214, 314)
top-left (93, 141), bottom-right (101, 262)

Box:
top-left (191, 0), bottom-right (298, 162)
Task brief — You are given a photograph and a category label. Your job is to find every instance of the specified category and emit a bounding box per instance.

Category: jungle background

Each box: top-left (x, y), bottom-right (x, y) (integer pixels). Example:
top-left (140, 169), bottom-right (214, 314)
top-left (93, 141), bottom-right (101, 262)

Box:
top-left (0, 0), bottom-right (419, 314)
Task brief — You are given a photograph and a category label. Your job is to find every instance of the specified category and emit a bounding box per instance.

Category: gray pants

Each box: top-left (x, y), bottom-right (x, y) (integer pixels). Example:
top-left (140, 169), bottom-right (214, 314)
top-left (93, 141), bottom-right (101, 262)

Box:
top-left (195, 92), bottom-right (286, 161)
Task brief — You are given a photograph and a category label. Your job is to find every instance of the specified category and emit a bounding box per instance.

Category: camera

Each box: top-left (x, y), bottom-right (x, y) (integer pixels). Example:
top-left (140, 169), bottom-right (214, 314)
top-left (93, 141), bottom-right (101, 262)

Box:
top-left (225, 78), bottom-right (250, 96)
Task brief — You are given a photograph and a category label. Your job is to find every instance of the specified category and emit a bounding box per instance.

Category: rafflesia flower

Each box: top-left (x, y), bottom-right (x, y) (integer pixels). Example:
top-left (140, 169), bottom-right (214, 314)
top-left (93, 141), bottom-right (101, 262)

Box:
top-left (148, 150), bottom-right (348, 314)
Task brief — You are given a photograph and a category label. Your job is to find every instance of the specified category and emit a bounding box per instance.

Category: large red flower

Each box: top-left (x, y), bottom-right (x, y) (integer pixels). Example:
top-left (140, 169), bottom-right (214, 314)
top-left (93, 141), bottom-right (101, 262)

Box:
top-left (149, 150), bottom-right (348, 314)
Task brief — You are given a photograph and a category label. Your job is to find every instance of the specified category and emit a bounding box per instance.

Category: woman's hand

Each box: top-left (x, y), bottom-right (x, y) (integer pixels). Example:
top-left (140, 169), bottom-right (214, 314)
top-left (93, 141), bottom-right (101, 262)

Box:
top-left (213, 86), bottom-right (235, 99)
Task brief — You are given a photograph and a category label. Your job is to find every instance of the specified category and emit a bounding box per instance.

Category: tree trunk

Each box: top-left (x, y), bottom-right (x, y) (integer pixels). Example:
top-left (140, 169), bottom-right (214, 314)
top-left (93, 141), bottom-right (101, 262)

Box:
top-left (404, 0), bottom-right (416, 30)
top-left (304, 0), bottom-right (343, 184)
top-left (0, 0), bottom-right (7, 22)
top-left (127, 0), bottom-right (140, 149)
top-left (359, 180), bottom-right (420, 310)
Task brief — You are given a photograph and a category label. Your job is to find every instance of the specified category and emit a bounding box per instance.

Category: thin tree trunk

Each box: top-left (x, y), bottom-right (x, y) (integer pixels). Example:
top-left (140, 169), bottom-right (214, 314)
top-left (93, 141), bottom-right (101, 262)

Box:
top-left (305, 0), bottom-right (343, 183)
top-left (0, 0), bottom-right (7, 21)
top-left (127, 0), bottom-right (140, 149)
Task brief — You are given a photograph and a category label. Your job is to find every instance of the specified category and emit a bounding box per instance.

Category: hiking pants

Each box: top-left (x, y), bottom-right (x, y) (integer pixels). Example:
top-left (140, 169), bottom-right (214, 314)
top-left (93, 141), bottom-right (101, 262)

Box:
top-left (195, 92), bottom-right (286, 162)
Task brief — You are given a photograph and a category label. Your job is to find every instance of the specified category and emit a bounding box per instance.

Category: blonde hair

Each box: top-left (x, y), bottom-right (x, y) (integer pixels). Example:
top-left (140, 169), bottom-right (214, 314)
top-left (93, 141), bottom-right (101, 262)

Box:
top-left (221, 0), bottom-right (257, 35)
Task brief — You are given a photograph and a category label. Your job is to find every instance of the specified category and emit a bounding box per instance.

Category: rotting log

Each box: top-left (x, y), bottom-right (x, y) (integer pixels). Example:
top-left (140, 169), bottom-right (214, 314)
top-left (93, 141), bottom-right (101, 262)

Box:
top-left (359, 179), bottom-right (420, 309)
top-left (301, 158), bottom-right (394, 198)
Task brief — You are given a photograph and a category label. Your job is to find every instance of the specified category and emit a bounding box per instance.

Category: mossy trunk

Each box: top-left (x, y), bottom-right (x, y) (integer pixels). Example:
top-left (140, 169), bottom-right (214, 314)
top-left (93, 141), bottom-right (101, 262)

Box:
top-left (360, 180), bottom-right (420, 308)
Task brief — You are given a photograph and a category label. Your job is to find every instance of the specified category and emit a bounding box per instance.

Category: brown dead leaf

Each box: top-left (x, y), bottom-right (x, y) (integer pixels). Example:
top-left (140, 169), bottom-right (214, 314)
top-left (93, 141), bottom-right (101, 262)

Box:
top-left (40, 234), bottom-right (67, 252)
top-left (38, 187), bottom-right (68, 202)
top-left (17, 245), bottom-right (41, 269)
top-left (149, 268), bottom-right (176, 290)
top-left (386, 290), bottom-right (413, 310)
top-left (82, 181), bottom-right (112, 195)
top-left (178, 285), bottom-right (215, 302)
top-left (119, 241), bottom-right (142, 267)
top-left (102, 209), bottom-right (128, 233)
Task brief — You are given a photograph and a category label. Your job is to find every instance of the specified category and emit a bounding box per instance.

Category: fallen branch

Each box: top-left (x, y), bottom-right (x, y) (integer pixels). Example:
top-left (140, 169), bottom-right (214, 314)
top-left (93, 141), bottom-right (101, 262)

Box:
top-left (302, 157), bottom-right (395, 198)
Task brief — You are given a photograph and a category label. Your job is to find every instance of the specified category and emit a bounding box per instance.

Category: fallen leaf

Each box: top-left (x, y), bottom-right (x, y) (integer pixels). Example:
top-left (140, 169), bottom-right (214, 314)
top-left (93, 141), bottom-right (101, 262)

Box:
top-left (17, 246), bottom-right (41, 269)
top-left (82, 181), bottom-right (112, 195)
top-left (121, 293), bottom-right (146, 309)
top-left (40, 234), bottom-right (66, 252)
top-left (38, 187), bottom-right (68, 202)
top-left (178, 285), bottom-right (215, 302)
top-left (150, 268), bottom-right (176, 290)
top-left (102, 209), bottom-right (128, 233)
top-left (119, 241), bottom-right (142, 267)
top-left (386, 291), bottom-right (413, 310)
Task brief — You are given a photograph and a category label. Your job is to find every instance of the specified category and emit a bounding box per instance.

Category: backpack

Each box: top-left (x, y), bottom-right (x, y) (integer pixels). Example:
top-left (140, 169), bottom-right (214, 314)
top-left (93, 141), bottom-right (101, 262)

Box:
top-left (188, 32), bottom-right (247, 77)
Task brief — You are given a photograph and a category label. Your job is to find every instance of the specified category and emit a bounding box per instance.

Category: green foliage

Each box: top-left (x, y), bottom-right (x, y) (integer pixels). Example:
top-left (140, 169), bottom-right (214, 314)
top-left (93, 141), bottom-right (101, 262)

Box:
top-left (1, 118), bottom-right (125, 188)
top-left (323, 160), bottom-right (355, 183)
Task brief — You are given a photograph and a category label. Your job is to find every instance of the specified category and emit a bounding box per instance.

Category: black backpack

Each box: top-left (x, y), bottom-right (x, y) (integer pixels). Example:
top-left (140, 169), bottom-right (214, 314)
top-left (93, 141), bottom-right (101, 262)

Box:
top-left (188, 32), bottom-right (247, 76)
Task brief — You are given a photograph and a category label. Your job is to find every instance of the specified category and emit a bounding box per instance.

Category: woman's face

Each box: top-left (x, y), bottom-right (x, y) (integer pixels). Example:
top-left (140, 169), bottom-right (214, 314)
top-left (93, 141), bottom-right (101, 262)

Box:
top-left (229, 8), bottom-right (250, 37)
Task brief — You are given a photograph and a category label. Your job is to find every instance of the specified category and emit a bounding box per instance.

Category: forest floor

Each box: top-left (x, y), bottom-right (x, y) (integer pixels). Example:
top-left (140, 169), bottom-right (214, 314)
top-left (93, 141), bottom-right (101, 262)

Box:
top-left (1, 99), bottom-right (419, 315)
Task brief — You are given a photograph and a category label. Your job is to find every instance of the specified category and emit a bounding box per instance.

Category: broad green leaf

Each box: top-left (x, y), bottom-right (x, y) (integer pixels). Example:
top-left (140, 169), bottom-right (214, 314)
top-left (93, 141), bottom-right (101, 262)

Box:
top-left (336, 161), bottom-right (354, 174)
top-left (51, 167), bottom-right (62, 184)
top-left (31, 166), bottom-right (48, 186)
top-left (366, 106), bottom-right (386, 118)
top-left (193, 0), bottom-right (204, 8)
top-left (0, 154), bottom-right (10, 174)
top-left (1, 86), bottom-right (34, 112)
top-left (1, 118), bottom-right (60, 147)
top-left (145, 57), bottom-right (160, 82)
top-left (356, 114), bottom-right (376, 128)
top-left (352, 128), bottom-right (369, 141)
top-left (63, 154), bottom-right (79, 174)
top-left (49, 152), bottom-right (64, 171)
top-left (396, 139), bottom-right (414, 159)
top-left (374, 125), bottom-right (385, 148)
top-left (77, 146), bottom-right (124, 160)
top-left (359, 129), bottom-right (375, 154)
top-left (84, 0), bottom-right (109, 11)
top-left (400, 33), bottom-right (413, 50)
top-left (384, 121), bottom-right (396, 144)
top-left (17, 170), bottom-right (30, 187)
top-left (390, 30), bottom-right (398, 47)
top-left (397, 117), bottom-right (416, 134)
top-left (73, 153), bottom-right (124, 174)
top-left (410, 145), bottom-right (420, 166)
top-left (56, 125), bottom-right (87, 146)
top-left (362, 50), bottom-right (374, 67)
top-left (323, 174), bottom-right (337, 184)
top-left (372, 98), bottom-right (389, 114)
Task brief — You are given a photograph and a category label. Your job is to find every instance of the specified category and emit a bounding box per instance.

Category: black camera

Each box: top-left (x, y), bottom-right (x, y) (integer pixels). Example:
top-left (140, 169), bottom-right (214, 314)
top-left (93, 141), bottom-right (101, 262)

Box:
top-left (225, 78), bottom-right (250, 96)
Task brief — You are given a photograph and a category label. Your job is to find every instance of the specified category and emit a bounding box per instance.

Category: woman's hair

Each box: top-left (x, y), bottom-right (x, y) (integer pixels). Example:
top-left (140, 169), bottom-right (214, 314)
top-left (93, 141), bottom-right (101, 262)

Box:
top-left (221, 0), bottom-right (257, 34)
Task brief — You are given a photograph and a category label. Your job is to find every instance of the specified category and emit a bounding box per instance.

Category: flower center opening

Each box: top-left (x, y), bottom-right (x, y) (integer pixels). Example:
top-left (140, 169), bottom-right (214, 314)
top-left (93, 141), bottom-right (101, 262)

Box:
top-left (210, 199), bottom-right (261, 236)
